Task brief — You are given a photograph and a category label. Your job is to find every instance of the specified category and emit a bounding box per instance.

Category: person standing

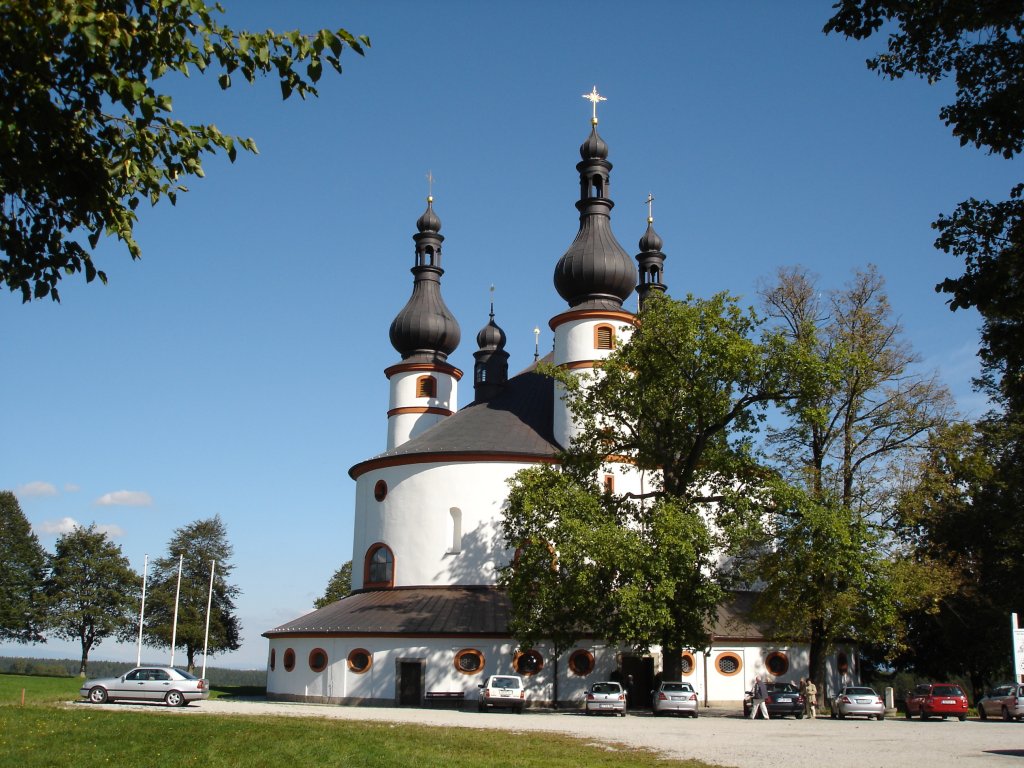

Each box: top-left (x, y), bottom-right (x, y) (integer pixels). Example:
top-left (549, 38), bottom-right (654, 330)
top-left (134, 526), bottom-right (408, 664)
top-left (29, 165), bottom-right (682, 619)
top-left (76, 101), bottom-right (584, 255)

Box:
top-left (804, 678), bottom-right (818, 720)
top-left (749, 675), bottom-right (769, 720)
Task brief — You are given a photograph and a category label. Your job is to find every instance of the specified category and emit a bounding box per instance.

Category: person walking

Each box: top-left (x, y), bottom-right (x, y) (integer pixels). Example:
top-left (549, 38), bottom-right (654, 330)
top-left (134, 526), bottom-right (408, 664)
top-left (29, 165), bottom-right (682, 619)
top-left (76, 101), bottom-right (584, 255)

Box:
top-left (804, 677), bottom-right (818, 720)
top-left (749, 675), bottom-right (769, 720)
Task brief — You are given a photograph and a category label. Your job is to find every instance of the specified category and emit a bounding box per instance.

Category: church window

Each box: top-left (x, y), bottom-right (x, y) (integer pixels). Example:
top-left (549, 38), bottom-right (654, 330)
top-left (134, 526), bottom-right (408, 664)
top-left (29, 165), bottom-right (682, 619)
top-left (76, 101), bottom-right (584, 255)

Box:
top-left (715, 652), bottom-right (742, 676)
top-left (269, 648), bottom-right (276, 671)
top-left (594, 324), bottom-right (614, 350)
top-left (374, 479), bottom-right (388, 502)
top-left (454, 648), bottom-right (484, 675)
top-left (765, 651), bottom-right (789, 677)
top-left (568, 649), bottom-right (595, 677)
top-left (680, 651), bottom-right (696, 676)
top-left (309, 648), bottom-right (328, 673)
top-left (513, 649), bottom-right (544, 676)
top-left (364, 543), bottom-right (395, 588)
top-left (603, 474), bottom-right (615, 494)
top-left (416, 375), bottom-right (436, 399)
top-left (347, 648), bottom-right (372, 674)
top-left (449, 507), bottom-right (462, 553)
top-left (283, 648), bottom-right (296, 672)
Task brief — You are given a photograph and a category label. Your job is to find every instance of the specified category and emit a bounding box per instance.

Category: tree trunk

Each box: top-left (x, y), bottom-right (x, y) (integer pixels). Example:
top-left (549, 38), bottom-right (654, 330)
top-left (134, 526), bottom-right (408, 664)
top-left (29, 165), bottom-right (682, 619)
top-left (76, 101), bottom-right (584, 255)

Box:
top-left (186, 645), bottom-right (197, 674)
top-left (808, 619), bottom-right (827, 706)
top-left (79, 637), bottom-right (90, 678)
top-left (552, 648), bottom-right (560, 710)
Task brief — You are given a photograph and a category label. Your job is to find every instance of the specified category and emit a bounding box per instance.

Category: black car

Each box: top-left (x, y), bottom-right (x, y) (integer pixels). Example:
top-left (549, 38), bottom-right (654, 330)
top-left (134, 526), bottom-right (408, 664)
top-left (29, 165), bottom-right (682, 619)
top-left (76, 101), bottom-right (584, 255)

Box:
top-left (743, 682), bottom-right (805, 719)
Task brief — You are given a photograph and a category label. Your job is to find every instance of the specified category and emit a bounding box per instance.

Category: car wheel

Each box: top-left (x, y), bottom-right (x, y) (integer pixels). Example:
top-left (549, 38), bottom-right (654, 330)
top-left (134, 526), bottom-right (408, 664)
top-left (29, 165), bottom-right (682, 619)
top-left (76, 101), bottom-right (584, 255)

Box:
top-left (165, 690), bottom-right (186, 707)
top-left (920, 710), bottom-right (930, 720)
top-left (1003, 706), bottom-right (1012, 722)
top-left (796, 711), bottom-right (804, 719)
top-left (940, 715), bottom-right (947, 720)
top-left (877, 713), bottom-right (885, 721)
top-left (904, 707), bottom-right (912, 720)
top-left (692, 711), bottom-right (699, 719)
top-left (88, 686), bottom-right (108, 704)
top-left (831, 710), bottom-right (837, 719)
top-left (958, 714), bottom-right (966, 722)
top-left (979, 705), bottom-right (987, 721)
top-left (837, 712), bottom-right (845, 720)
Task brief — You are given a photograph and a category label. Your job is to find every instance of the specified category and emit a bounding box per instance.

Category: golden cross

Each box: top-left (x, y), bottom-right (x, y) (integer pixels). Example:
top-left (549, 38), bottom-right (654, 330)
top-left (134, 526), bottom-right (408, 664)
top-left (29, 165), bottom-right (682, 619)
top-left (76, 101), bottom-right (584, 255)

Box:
top-left (645, 192), bottom-right (655, 223)
top-left (582, 86), bottom-right (606, 123)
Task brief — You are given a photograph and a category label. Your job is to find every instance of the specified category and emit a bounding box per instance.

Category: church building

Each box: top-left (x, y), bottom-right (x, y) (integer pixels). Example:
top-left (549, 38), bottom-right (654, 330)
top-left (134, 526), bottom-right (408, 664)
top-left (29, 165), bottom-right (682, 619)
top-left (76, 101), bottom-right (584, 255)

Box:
top-left (264, 93), bottom-right (857, 707)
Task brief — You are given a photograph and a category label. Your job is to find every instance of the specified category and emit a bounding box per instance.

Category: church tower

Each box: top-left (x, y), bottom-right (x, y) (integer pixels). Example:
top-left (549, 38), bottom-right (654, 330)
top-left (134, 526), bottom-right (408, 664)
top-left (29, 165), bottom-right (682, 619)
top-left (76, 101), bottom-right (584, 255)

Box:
top-left (386, 195), bottom-right (462, 449)
top-left (635, 197), bottom-right (668, 308)
top-left (550, 89), bottom-right (638, 448)
top-left (472, 295), bottom-right (509, 403)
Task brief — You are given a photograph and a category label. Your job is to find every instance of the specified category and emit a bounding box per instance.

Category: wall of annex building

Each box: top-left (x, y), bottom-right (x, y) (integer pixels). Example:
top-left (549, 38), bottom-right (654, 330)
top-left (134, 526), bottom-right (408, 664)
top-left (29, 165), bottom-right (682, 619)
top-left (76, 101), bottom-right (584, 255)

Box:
top-left (264, 636), bottom-right (857, 707)
top-left (351, 460), bottom-right (533, 589)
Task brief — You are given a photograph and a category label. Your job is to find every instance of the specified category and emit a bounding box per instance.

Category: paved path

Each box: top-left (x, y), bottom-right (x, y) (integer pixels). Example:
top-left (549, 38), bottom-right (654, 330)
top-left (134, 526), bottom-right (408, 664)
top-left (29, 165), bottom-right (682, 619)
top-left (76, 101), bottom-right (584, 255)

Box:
top-left (79, 699), bottom-right (1024, 768)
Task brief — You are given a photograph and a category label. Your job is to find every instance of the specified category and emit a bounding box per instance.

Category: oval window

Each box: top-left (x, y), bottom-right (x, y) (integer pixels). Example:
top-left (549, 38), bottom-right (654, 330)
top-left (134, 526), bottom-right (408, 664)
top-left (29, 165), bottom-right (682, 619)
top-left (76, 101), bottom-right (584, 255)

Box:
top-left (568, 649), bottom-right (595, 677)
top-left (765, 651), bottom-right (789, 677)
top-left (347, 648), bottom-right (372, 674)
top-left (309, 648), bottom-right (328, 673)
top-left (513, 649), bottom-right (544, 676)
top-left (680, 651), bottom-right (696, 676)
top-left (283, 648), bottom-right (296, 672)
top-left (269, 648), bottom-right (276, 672)
top-left (374, 480), bottom-right (388, 502)
top-left (454, 648), bottom-right (484, 675)
top-left (715, 652), bottom-right (742, 676)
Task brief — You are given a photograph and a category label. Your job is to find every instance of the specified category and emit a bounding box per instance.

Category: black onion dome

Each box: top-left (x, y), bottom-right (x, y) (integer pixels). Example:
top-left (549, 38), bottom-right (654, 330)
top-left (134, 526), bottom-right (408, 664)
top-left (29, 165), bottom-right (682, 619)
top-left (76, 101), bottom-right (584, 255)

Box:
top-left (389, 199), bottom-right (461, 362)
top-left (476, 314), bottom-right (506, 350)
top-left (554, 124), bottom-right (636, 310)
top-left (639, 220), bottom-right (663, 253)
top-left (636, 217), bottom-right (668, 308)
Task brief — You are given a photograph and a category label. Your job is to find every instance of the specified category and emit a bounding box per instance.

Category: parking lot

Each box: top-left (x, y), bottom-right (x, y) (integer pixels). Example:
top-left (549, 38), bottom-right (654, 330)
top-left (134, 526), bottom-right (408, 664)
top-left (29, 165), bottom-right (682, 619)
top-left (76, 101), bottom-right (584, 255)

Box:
top-left (90, 698), bottom-right (1024, 768)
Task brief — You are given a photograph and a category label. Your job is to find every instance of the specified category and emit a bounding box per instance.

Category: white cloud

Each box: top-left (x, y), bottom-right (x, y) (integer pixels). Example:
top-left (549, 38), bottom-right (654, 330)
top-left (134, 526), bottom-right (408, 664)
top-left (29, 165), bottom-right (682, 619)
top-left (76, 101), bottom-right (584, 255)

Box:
top-left (95, 490), bottom-right (153, 507)
top-left (96, 523), bottom-right (126, 538)
top-left (37, 517), bottom-right (80, 535)
top-left (63, 483), bottom-right (81, 493)
top-left (17, 481), bottom-right (58, 497)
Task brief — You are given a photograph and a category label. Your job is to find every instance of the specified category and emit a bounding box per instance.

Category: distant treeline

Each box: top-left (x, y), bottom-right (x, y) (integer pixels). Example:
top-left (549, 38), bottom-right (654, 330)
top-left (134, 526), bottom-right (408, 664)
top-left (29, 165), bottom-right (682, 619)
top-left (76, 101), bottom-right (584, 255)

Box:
top-left (0, 656), bottom-right (266, 687)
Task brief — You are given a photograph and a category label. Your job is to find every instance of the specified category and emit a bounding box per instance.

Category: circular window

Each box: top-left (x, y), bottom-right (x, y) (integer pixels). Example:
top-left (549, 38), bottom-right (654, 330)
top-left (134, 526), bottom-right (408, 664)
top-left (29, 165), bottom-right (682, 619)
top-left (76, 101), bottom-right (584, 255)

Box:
top-left (715, 652), bottom-right (742, 676)
top-left (680, 651), bottom-right (696, 676)
top-left (283, 648), bottom-right (296, 672)
top-left (374, 480), bottom-right (388, 502)
top-left (269, 648), bottom-right (276, 671)
top-left (454, 648), bottom-right (484, 675)
top-left (347, 648), bottom-right (372, 674)
top-left (309, 648), bottom-right (328, 673)
top-left (568, 649), bottom-right (595, 676)
top-left (765, 652), bottom-right (789, 677)
top-left (837, 651), bottom-right (849, 674)
top-left (513, 649), bottom-right (544, 676)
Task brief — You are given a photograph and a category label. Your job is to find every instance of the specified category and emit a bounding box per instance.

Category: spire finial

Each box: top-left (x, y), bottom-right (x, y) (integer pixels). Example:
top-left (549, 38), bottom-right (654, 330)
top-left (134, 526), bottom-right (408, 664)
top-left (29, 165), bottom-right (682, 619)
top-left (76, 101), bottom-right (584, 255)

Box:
top-left (582, 86), bottom-right (606, 125)
top-left (533, 326), bottom-right (540, 362)
top-left (489, 284), bottom-right (495, 319)
top-left (426, 170), bottom-right (435, 203)
top-left (645, 192), bottom-right (655, 224)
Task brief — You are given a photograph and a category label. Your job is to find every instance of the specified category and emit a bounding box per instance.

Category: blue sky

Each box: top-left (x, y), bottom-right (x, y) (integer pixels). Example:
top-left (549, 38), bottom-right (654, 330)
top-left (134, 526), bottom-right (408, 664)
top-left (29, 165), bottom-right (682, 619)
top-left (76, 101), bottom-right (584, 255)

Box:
top-left (2, 1), bottom-right (1018, 669)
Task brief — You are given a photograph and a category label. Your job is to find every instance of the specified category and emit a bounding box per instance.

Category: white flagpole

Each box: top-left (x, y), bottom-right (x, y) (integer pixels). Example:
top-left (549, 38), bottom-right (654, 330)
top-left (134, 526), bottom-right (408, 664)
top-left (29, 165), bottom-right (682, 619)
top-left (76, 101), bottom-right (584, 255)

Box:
top-left (201, 560), bottom-right (216, 681)
top-left (169, 554), bottom-right (183, 668)
top-left (136, 554), bottom-right (148, 667)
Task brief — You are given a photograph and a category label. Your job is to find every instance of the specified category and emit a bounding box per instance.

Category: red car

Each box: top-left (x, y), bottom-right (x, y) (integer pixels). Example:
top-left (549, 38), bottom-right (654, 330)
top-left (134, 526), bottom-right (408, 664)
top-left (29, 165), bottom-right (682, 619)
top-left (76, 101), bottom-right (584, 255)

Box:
top-left (904, 683), bottom-right (969, 721)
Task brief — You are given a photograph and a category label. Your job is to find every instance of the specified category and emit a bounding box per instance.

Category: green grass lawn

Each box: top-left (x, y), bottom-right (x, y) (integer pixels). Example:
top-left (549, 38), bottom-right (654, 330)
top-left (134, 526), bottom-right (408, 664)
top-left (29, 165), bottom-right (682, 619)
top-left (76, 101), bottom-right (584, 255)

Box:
top-left (0, 675), bottom-right (721, 768)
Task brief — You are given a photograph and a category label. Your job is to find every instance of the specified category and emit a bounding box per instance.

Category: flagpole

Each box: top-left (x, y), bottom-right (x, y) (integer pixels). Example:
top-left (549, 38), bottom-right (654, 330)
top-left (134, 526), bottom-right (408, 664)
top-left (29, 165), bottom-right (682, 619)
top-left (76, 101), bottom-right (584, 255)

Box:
top-left (136, 554), bottom-right (148, 667)
top-left (201, 560), bottom-right (216, 681)
top-left (169, 554), bottom-right (183, 668)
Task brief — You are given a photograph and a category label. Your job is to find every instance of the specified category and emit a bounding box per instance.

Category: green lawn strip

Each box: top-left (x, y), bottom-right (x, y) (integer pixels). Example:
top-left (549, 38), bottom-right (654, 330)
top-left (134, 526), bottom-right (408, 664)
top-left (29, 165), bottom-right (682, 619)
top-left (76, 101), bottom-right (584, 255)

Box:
top-left (0, 674), bottom-right (81, 706)
top-left (0, 707), bottom-right (721, 768)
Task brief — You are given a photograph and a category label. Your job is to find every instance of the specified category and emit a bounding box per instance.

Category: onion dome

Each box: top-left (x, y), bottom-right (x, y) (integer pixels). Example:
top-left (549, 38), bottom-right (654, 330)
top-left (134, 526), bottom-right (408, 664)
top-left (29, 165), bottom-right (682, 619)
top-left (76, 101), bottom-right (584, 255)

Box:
top-left (473, 303), bottom-right (509, 402)
top-left (553, 121), bottom-right (636, 310)
top-left (636, 215), bottom-right (668, 308)
top-left (389, 197), bottom-right (461, 362)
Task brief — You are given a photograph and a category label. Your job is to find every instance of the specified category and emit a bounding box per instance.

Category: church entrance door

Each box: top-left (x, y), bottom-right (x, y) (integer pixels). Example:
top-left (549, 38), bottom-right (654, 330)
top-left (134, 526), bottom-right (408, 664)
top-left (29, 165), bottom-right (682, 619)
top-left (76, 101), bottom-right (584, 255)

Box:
top-left (397, 660), bottom-right (423, 706)
top-left (620, 654), bottom-right (655, 708)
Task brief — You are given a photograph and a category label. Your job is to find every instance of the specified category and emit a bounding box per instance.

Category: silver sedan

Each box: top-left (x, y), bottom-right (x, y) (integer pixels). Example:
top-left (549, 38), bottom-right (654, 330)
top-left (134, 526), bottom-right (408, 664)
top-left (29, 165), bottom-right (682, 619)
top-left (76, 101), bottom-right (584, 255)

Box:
top-left (831, 686), bottom-right (885, 720)
top-left (584, 681), bottom-right (626, 716)
top-left (79, 666), bottom-right (210, 707)
top-left (652, 681), bottom-right (699, 717)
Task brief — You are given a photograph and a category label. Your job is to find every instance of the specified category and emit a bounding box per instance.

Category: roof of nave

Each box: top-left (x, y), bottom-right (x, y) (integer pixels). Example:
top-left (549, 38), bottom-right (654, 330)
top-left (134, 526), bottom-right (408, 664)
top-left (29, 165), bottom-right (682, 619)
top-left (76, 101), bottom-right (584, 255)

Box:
top-left (349, 366), bottom-right (561, 479)
top-left (263, 586), bottom-right (513, 637)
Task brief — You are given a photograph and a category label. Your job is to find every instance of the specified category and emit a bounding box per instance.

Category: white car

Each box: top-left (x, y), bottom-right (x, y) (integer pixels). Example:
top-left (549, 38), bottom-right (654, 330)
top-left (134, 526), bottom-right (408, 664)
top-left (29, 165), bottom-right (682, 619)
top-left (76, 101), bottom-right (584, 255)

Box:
top-left (831, 686), bottom-right (885, 720)
top-left (652, 681), bottom-right (699, 717)
top-left (477, 674), bottom-right (525, 712)
top-left (79, 666), bottom-right (210, 707)
top-left (977, 683), bottom-right (1024, 721)
top-left (585, 681), bottom-right (626, 716)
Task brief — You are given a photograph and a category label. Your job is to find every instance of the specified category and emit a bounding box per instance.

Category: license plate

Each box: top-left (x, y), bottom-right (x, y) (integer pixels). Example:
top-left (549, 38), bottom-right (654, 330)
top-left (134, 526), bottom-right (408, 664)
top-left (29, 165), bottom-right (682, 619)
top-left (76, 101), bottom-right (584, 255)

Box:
top-left (500, 689), bottom-right (512, 695)
top-left (671, 696), bottom-right (683, 700)
top-left (942, 699), bottom-right (955, 704)
top-left (856, 698), bottom-right (872, 704)
top-left (777, 697), bottom-right (792, 703)
top-left (600, 703), bottom-right (612, 708)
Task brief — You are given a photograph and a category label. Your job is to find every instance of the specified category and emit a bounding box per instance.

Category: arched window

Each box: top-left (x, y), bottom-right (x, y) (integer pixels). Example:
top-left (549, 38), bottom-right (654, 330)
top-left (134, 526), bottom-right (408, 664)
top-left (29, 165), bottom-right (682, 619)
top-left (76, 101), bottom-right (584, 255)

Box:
top-left (594, 324), bottom-right (614, 350)
top-left (449, 507), bottom-right (462, 554)
top-left (364, 543), bottom-right (395, 588)
top-left (416, 375), bottom-right (437, 399)
top-left (603, 474), bottom-right (615, 494)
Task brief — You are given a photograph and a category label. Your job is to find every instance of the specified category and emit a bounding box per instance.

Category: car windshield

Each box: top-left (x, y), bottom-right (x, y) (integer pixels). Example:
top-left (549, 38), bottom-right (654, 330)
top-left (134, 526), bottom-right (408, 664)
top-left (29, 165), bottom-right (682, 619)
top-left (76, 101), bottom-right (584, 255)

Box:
top-left (846, 687), bottom-right (876, 696)
top-left (592, 683), bottom-right (621, 694)
top-left (661, 683), bottom-right (693, 692)
top-left (491, 677), bottom-right (519, 688)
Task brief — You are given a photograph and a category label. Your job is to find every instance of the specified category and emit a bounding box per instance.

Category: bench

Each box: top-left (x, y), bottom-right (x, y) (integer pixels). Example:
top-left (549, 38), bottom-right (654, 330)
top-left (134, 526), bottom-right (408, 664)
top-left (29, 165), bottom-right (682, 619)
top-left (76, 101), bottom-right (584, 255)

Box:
top-left (425, 691), bottom-right (466, 708)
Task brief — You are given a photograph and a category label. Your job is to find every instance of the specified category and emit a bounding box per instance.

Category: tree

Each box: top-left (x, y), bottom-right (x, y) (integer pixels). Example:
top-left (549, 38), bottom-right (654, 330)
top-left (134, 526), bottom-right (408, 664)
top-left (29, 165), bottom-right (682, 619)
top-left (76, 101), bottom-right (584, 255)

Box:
top-left (0, 0), bottom-right (369, 301)
top-left (143, 515), bottom-right (241, 672)
top-left (314, 560), bottom-right (352, 609)
top-left (0, 490), bottom-right (48, 643)
top-left (504, 292), bottom-right (801, 680)
top-left (742, 266), bottom-right (954, 696)
top-left (824, 2), bottom-right (1024, 413)
top-left (44, 524), bottom-right (139, 676)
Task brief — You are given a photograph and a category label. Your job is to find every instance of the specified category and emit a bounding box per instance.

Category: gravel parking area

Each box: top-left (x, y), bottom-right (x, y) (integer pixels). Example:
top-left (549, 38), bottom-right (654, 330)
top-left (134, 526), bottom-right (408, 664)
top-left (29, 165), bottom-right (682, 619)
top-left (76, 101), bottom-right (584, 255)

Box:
top-left (81, 699), bottom-right (1024, 768)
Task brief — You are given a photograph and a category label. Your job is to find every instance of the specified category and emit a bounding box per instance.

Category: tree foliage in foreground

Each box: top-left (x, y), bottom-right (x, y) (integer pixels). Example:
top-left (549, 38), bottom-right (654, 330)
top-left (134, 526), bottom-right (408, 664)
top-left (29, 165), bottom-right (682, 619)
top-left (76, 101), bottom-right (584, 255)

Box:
top-left (504, 292), bottom-right (801, 680)
top-left (0, 0), bottom-right (369, 301)
top-left (44, 524), bottom-right (140, 676)
top-left (0, 491), bottom-right (49, 643)
top-left (314, 560), bottom-right (352, 609)
top-left (143, 515), bottom-right (240, 672)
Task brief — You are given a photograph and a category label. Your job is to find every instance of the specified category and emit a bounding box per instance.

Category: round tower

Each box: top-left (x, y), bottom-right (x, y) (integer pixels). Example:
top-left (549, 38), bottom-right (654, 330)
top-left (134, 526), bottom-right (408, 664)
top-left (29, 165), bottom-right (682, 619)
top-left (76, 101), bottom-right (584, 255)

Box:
top-left (550, 89), bottom-right (638, 448)
top-left (386, 196), bottom-right (462, 449)
top-left (472, 298), bottom-right (509, 403)
top-left (636, 196), bottom-right (668, 308)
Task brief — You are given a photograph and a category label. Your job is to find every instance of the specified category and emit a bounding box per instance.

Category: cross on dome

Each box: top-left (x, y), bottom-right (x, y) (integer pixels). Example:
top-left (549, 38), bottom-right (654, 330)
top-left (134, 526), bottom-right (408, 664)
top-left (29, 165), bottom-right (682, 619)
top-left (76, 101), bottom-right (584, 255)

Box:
top-left (582, 86), bottom-right (606, 124)
top-left (646, 192), bottom-right (655, 223)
